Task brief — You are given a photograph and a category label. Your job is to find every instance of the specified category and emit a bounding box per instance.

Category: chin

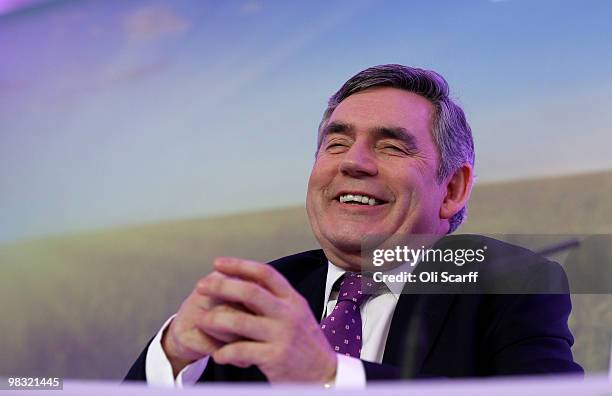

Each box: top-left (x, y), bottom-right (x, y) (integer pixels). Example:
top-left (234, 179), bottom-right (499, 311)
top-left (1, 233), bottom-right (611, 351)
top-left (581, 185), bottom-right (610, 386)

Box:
top-left (324, 229), bottom-right (376, 254)
top-left (322, 243), bottom-right (363, 270)
top-left (315, 231), bottom-right (358, 253)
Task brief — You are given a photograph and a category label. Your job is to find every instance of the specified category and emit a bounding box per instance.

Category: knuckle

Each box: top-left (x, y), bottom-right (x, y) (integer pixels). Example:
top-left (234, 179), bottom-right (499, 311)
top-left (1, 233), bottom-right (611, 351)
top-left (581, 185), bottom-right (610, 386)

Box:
top-left (214, 346), bottom-right (232, 365)
top-left (180, 333), bottom-right (206, 356)
top-left (206, 276), bottom-right (222, 293)
top-left (202, 311), bottom-right (219, 328)
top-left (271, 298), bottom-right (285, 314)
top-left (200, 295), bottom-right (218, 310)
top-left (257, 264), bottom-right (273, 279)
top-left (229, 315), bottom-right (243, 332)
top-left (195, 276), bottom-right (207, 290)
top-left (223, 315), bottom-right (242, 331)
top-left (244, 284), bottom-right (259, 300)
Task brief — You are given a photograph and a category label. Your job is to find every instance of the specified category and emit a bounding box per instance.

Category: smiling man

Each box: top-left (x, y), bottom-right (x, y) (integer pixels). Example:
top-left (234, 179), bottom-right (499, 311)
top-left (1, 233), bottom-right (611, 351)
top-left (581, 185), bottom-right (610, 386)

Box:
top-left (125, 64), bottom-right (582, 386)
top-left (307, 84), bottom-right (471, 270)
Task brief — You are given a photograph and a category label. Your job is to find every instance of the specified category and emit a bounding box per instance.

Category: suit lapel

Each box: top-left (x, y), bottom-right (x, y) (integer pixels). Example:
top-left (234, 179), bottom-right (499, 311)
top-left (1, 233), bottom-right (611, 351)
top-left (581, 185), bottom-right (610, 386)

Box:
top-left (382, 291), bottom-right (455, 375)
top-left (291, 251), bottom-right (328, 322)
top-left (382, 292), bottom-right (419, 366)
top-left (382, 235), bottom-right (468, 371)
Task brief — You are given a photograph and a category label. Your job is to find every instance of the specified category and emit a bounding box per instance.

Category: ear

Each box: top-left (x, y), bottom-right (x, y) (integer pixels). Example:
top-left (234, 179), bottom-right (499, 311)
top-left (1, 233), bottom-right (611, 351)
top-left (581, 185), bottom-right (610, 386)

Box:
top-left (439, 164), bottom-right (474, 221)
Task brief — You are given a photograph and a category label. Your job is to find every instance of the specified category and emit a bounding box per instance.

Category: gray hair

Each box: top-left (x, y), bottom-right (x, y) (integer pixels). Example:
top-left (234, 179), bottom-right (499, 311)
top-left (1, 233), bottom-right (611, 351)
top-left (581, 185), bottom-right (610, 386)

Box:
top-left (317, 64), bottom-right (475, 233)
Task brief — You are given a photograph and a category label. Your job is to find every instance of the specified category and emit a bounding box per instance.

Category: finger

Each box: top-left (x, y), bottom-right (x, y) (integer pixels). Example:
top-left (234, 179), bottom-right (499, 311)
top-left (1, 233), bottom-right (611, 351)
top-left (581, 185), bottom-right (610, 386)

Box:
top-left (196, 303), bottom-right (253, 343)
top-left (211, 341), bottom-right (270, 368)
top-left (193, 271), bottom-right (234, 311)
top-left (213, 257), bottom-right (293, 298)
top-left (190, 293), bottom-right (223, 311)
top-left (201, 330), bottom-right (241, 344)
top-left (169, 328), bottom-right (224, 360)
top-left (197, 273), bottom-right (281, 317)
top-left (192, 273), bottom-right (227, 309)
top-left (200, 326), bottom-right (242, 344)
top-left (197, 307), bottom-right (278, 342)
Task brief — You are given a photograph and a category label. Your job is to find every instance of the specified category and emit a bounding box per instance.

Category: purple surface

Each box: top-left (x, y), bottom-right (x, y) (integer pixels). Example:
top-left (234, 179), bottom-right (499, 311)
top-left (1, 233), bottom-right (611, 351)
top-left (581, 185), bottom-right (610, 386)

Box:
top-left (53, 375), bottom-right (612, 396)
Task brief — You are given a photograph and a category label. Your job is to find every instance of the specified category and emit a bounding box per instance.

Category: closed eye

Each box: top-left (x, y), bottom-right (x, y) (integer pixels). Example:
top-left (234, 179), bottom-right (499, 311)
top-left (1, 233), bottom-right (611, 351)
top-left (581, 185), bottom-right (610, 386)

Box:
top-left (384, 145), bottom-right (403, 151)
top-left (325, 139), bottom-right (351, 153)
top-left (379, 144), bottom-right (410, 155)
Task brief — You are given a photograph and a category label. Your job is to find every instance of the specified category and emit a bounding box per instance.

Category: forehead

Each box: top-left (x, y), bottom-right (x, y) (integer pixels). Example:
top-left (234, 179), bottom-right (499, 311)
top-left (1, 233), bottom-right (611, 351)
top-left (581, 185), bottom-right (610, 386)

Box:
top-left (328, 87), bottom-right (434, 135)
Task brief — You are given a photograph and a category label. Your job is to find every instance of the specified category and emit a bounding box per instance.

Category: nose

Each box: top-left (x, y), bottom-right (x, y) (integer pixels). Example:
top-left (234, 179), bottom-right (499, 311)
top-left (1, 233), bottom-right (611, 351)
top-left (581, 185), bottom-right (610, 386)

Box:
top-left (338, 141), bottom-right (378, 178)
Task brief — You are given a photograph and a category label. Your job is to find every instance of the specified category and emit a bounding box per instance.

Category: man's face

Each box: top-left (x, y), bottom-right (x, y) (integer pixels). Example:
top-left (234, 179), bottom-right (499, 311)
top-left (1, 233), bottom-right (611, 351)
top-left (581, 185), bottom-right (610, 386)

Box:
top-left (306, 87), bottom-right (448, 268)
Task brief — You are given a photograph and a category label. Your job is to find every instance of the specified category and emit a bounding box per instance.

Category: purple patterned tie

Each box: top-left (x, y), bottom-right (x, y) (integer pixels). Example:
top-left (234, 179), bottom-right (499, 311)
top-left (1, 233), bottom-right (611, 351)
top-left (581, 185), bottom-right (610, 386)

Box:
top-left (320, 272), bottom-right (381, 358)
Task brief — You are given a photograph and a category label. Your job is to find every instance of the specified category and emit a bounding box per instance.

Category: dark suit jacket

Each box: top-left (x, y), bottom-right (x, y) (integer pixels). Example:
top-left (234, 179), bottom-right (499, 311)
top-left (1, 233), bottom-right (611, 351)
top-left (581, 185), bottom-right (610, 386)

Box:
top-left (125, 235), bottom-right (583, 382)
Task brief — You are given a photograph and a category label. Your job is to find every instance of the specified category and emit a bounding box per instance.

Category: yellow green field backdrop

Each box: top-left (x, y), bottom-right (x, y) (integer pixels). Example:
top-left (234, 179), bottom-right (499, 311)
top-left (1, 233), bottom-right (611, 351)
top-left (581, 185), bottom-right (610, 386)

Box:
top-left (1, 171), bottom-right (611, 379)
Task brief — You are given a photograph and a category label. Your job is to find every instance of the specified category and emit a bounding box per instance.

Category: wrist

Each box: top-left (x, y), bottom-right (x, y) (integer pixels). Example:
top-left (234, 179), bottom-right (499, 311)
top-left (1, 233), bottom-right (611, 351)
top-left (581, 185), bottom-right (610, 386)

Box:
top-left (161, 326), bottom-right (194, 376)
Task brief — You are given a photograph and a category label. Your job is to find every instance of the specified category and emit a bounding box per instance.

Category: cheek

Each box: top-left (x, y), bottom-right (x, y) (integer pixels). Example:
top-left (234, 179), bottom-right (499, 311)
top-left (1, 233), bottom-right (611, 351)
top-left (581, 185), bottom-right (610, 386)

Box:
top-left (307, 164), bottom-right (330, 208)
top-left (309, 158), bottom-right (336, 187)
top-left (409, 176), bottom-right (445, 216)
top-left (391, 170), bottom-right (434, 210)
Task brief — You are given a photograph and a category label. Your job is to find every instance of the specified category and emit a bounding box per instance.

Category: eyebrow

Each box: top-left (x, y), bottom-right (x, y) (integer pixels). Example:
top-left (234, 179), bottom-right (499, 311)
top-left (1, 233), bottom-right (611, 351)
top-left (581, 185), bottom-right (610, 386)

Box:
top-left (321, 121), bottom-right (418, 149)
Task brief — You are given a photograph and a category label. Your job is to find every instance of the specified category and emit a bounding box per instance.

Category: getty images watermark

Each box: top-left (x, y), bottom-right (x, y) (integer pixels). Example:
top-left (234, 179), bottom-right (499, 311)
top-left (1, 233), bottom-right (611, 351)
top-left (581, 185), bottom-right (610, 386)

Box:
top-left (371, 244), bottom-right (486, 284)
top-left (360, 234), bottom-right (612, 294)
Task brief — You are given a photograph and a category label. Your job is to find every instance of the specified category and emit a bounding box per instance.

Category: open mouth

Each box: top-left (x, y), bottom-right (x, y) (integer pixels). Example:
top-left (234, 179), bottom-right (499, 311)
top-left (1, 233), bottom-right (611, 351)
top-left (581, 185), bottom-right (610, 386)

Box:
top-left (335, 193), bottom-right (387, 206)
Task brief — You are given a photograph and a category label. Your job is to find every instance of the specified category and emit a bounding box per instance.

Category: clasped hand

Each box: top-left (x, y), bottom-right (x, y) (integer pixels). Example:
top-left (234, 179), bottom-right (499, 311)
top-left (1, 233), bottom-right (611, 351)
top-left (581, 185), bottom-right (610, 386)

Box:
top-left (162, 257), bottom-right (337, 383)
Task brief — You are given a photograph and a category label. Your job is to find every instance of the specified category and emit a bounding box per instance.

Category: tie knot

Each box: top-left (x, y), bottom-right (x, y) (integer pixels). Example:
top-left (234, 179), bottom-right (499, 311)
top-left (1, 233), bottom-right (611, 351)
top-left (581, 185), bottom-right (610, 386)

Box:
top-left (337, 272), bottom-right (382, 306)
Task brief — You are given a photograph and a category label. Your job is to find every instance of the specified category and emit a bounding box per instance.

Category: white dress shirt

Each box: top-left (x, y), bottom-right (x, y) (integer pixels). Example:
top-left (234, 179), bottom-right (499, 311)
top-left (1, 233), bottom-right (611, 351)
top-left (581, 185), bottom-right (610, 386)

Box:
top-left (145, 260), bottom-right (412, 388)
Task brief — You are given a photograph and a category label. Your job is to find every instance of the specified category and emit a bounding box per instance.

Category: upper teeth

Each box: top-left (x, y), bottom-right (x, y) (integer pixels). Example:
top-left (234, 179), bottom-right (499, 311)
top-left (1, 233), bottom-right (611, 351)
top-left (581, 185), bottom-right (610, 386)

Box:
top-left (339, 194), bottom-right (379, 206)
